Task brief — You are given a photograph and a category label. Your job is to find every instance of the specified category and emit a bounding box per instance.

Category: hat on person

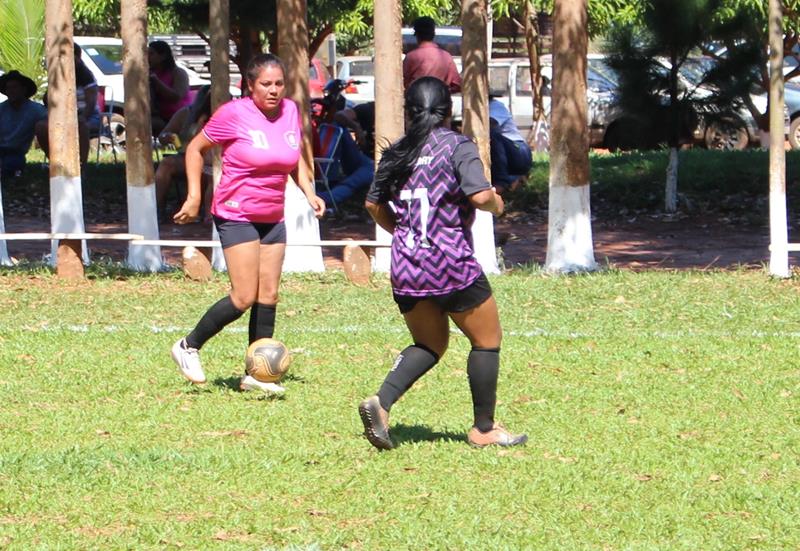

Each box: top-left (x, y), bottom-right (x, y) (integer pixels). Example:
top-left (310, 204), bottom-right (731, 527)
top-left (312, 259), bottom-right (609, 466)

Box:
top-left (0, 70), bottom-right (37, 98)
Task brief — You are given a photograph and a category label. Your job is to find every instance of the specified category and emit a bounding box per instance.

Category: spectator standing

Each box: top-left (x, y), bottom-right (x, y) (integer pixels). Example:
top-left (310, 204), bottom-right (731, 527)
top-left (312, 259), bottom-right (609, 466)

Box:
top-left (0, 71), bottom-right (47, 180)
top-left (403, 16), bottom-right (461, 92)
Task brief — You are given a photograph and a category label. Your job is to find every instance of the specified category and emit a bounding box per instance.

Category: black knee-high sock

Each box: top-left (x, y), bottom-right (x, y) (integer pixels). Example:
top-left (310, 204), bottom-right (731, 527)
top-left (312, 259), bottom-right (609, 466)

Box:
top-left (186, 296), bottom-right (245, 350)
top-left (467, 347), bottom-right (500, 433)
top-left (377, 344), bottom-right (440, 411)
top-left (249, 303), bottom-right (277, 343)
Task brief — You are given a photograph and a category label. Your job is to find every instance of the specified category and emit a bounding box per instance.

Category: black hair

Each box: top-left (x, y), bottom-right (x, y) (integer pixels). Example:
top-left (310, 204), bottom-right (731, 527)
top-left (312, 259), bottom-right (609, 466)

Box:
top-left (245, 53), bottom-right (286, 87)
top-left (149, 40), bottom-right (176, 70)
top-left (373, 76), bottom-right (451, 196)
top-left (413, 16), bottom-right (436, 42)
top-left (188, 84), bottom-right (212, 123)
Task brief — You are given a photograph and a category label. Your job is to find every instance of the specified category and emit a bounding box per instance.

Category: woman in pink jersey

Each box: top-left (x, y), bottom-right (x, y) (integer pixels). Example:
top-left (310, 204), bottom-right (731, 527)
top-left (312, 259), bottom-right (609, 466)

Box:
top-left (171, 53), bottom-right (326, 393)
top-left (148, 41), bottom-right (192, 136)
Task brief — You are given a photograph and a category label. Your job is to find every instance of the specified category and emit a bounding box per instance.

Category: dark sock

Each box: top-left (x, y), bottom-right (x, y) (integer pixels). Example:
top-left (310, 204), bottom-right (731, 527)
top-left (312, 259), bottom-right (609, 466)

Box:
top-left (467, 347), bottom-right (500, 433)
top-left (186, 295), bottom-right (245, 350)
top-left (249, 303), bottom-right (277, 343)
top-left (377, 344), bottom-right (439, 411)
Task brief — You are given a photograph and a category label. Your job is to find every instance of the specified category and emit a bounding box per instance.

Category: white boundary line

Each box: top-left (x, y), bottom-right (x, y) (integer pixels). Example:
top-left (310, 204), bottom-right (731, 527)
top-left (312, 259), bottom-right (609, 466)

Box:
top-left (9, 324), bottom-right (800, 340)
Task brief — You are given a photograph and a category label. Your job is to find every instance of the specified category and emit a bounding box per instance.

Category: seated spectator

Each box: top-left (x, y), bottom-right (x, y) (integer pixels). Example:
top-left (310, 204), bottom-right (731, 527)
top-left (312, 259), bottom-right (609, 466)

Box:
top-left (148, 40), bottom-right (192, 137)
top-left (489, 96), bottom-right (532, 194)
top-left (0, 70), bottom-right (47, 180)
top-left (316, 126), bottom-right (374, 212)
top-left (154, 85), bottom-right (213, 222)
top-left (35, 43), bottom-right (101, 166)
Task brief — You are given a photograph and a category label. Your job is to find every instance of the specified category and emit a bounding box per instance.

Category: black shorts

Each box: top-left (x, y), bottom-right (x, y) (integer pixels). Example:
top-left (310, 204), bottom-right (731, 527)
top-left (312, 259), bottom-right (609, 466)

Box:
top-left (394, 273), bottom-right (493, 314)
top-left (213, 216), bottom-right (287, 249)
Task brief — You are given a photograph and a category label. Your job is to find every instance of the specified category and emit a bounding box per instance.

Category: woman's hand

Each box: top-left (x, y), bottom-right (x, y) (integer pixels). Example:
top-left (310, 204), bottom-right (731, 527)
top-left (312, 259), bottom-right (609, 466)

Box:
top-left (307, 194), bottom-right (326, 218)
top-left (173, 198), bottom-right (201, 224)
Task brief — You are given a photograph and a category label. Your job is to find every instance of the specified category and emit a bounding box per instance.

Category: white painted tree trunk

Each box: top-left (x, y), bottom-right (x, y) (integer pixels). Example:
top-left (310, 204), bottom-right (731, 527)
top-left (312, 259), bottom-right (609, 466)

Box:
top-left (545, 184), bottom-right (596, 272)
top-left (0, 181), bottom-right (11, 266)
top-left (50, 176), bottom-right (90, 264)
top-left (768, 0), bottom-right (789, 277)
top-left (664, 147), bottom-right (679, 213)
top-left (283, 179), bottom-right (325, 272)
top-left (125, 184), bottom-right (162, 270)
top-left (472, 211), bottom-right (500, 274)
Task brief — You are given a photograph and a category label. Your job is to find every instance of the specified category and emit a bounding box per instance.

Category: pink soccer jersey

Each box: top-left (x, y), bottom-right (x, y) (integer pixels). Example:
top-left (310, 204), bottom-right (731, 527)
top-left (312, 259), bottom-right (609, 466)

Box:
top-left (202, 97), bottom-right (302, 223)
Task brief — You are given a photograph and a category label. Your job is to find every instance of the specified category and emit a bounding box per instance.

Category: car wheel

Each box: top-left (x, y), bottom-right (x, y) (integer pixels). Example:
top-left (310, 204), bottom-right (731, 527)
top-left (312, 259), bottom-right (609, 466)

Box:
top-left (704, 118), bottom-right (748, 150)
top-left (789, 117), bottom-right (800, 150)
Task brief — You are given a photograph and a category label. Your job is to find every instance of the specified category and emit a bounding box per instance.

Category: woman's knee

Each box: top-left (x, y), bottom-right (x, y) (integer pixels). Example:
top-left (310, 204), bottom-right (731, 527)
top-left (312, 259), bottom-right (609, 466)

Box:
top-left (229, 291), bottom-right (257, 311)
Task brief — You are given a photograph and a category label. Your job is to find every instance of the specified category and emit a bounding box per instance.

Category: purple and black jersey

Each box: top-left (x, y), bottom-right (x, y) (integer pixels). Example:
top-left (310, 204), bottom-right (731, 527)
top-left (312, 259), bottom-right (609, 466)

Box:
top-left (367, 127), bottom-right (491, 297)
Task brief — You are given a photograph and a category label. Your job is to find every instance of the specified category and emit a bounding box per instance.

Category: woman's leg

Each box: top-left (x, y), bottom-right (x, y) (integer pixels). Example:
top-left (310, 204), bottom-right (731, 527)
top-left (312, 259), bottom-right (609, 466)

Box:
top-left (450, 296), bottom-right (526, 446)
top-left (185, 239), bottom-right (259, 349)
top-left (359, 300), bottom-right (450, 450)
top-left (375, 300), bottom-right (450, 411)
top-left (248, 242), bottom-right (285, 343)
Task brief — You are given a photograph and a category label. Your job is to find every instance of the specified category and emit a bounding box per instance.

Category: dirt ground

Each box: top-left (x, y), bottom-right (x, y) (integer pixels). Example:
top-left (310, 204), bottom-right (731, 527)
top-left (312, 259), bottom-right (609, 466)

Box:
top-left (2, 209), bottom-right (771, 271)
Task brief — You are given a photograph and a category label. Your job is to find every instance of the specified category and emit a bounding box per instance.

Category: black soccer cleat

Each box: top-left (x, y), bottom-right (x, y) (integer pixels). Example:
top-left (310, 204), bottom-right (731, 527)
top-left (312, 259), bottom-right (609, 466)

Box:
top-left (358, 395), bottom-right (394, 450)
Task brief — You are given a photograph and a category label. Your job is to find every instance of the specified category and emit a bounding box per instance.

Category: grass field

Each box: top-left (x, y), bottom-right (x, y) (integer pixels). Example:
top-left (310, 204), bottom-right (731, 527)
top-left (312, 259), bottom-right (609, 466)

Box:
top-left (1, 267), bottom-right (799, 549)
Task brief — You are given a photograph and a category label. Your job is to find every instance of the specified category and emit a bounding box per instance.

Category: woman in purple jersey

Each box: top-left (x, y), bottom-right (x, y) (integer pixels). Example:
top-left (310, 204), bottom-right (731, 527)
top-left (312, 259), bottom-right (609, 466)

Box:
top-left (358, 77), bottom-right (527, 449)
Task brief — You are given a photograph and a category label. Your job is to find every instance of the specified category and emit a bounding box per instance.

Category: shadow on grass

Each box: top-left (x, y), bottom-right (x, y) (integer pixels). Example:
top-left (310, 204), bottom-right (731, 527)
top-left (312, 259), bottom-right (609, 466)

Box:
top-left (390, 423), bottom-right (467, 446)
top-left (211, 376), bottom-right (286, 400)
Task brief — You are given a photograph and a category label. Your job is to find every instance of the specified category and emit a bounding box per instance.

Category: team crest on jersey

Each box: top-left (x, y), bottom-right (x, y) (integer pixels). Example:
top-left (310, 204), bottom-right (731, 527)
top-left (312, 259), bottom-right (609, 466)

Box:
top-left (284, 131), bottom-right (299, 150)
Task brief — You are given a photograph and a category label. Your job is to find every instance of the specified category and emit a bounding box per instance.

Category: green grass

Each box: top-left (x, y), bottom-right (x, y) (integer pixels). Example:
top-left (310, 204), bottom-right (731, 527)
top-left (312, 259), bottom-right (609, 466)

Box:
top-left (1, 268), bottom-right (799, 549)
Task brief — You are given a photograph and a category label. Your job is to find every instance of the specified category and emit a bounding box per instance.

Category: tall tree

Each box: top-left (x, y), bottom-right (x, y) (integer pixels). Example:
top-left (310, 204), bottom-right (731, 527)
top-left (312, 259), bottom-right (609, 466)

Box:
top-left (546, 0), bottom-right (596, 272)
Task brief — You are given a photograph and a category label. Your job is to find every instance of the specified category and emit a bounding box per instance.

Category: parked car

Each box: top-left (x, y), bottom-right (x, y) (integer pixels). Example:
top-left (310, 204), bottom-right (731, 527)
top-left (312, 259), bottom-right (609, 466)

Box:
top-left (401, 26), bottom-right (462, 56)
top-left (334, 55), bottom-right (374, 104)
top-left (309, 57), bottom-right (331, 98)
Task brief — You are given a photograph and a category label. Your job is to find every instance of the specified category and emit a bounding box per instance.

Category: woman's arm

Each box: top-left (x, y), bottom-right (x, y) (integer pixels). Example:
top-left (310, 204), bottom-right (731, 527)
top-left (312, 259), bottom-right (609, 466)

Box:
top-left (174, 131), bottom-right (214, 224)
top-left (291, 152), bottom-right (326, 218)
top-left (365, 200), bottom-right (396, 234)
top-left (468, 187), bottom-right (504, 217)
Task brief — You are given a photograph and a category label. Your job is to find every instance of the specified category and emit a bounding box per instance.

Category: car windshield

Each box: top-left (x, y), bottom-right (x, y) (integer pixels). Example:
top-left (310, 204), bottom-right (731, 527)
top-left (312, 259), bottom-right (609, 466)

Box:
top-left (81, 44), bottom-right (123, 75)
top-left (348, 60), bottom-right (374, 77)
top-left (588, 58), bottom-right (618, 86)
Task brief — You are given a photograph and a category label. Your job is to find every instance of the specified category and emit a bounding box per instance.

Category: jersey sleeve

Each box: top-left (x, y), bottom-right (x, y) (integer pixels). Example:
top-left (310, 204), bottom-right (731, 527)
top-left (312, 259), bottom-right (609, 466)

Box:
top-left (201, 101), bottom-right (238, 145)
top-left (452, 139), bottom-right (491, 196)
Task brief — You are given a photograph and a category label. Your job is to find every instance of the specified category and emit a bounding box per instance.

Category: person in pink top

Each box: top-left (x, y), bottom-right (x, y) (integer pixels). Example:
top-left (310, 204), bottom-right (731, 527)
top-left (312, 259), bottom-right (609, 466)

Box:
top-left (171, 53), bottom-right (326, 394)
top-left (148, 41), bottom-right (192, 136)
top-left (403, 17), bottom-right (461, 93)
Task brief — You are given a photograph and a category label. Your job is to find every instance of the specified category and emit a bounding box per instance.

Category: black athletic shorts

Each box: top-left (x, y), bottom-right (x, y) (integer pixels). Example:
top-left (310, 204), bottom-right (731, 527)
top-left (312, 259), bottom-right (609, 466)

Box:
top-left (394, 273), bottom-right (493, 314)
top-left (213, 216), bottom-right (287, 249)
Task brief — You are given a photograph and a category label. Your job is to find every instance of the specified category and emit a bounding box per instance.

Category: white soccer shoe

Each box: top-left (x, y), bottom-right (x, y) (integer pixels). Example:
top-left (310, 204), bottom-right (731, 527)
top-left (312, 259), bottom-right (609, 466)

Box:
top-left (239, 375), bottom-right (286, 395)
top-left (171, 338), bottom-right (206, 384)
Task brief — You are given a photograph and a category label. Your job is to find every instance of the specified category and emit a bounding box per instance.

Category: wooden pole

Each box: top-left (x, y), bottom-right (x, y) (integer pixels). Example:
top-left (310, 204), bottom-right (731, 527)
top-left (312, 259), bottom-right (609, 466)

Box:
top-left (121, 0), bottom-right (162, 271)
top-left (545, 0), bottom-right (596, 272)
top-left (768, 0), bottom-right (789, 277)
top-left (277, 0), bottom-right (325, 272)
top-left (44, 0), bottom-right (85, 279)
top-left (371, 0), bottom-right (404, 273)
top-left (208, 0), bottom-right (231, 271)
top-left (461, 0), bottom-right (499, 274)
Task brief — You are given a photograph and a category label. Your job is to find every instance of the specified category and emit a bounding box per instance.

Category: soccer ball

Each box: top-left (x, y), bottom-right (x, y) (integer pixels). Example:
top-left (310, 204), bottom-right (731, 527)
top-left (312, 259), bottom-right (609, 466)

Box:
top-left (245, 338), bottom-right (291, 383)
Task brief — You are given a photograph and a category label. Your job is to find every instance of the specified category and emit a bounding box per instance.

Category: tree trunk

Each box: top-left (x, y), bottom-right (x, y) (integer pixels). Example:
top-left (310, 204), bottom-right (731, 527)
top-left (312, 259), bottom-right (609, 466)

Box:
top-left (278, 0), bottom-right (324, 272)
top-left (371, 0), bottom-right (404, 273)
top-left (461, 0), bottom-right (499, 274)
top-left (524, 1), bottom-right (549, 152)
top-left (545, 0), bottom-right (596, 273)
top-left (45, 0), bottom-right (86, 278)
top-left (768, 0), bottom-right (789, 277)
top-left (209, 0), bottom-right (231, 271)
top-left (121, 0), bottom-right (161, 271)
top-left (665, 147), bottom-right (678, 212)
